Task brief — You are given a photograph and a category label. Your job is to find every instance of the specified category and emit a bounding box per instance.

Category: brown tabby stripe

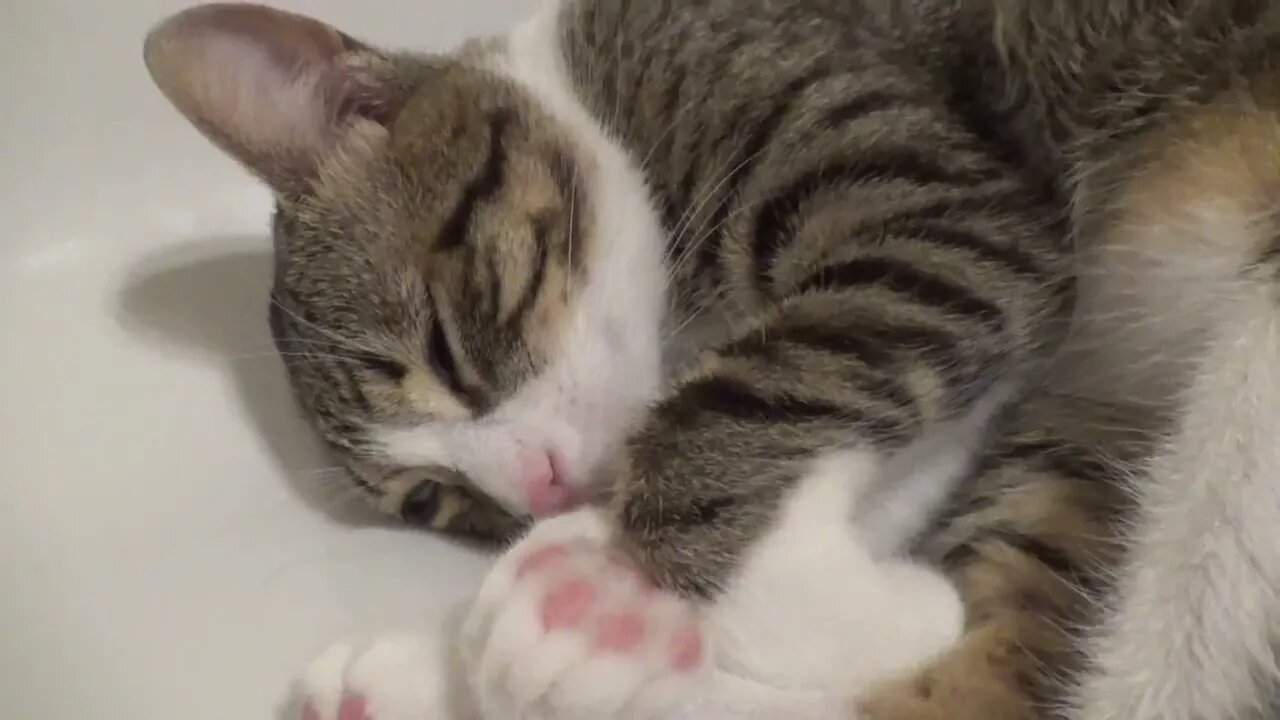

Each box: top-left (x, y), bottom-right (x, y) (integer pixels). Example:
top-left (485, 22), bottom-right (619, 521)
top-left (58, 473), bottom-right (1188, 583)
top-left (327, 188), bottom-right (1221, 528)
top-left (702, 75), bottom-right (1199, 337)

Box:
top-left (795, 256), bottom-right (1008, 331)
top-left (436, 111), bottom-right (513, 250)
top-left (671, 57), bottom-right (736, 219)
top-left (878, 218), bottom-right (1048, 277)
top-left (819, 88), bottom-right (924, 128)
top-left (943, 526), bottom-right (1082, 580)
top-left (651, 63), bottom-right (689, 180)
top-left (858, 184), bottom-right (1039, 232)
top-left (660, 376), bottom-right (914, 441)
top-left (1258, 235), bottom-right (1280, 267)
top-left (719, 337), bottom-right (926, 429)
top-left (484, 255), bottom-right (503, 318)
top-left (686, 72), bottom-right (823, 276)
top-left (741, 318), bottom-right (961, 370)
top-left (751, 150), bottom-right (1001, 293)
top-left (557, 0), bottom-right (1072, 600)
top-left (505, 221), bottom-right (549, 328)
top-left (995, 438), bottom-right (1119, 487)
top-left (663, 377), bottom-right (853, 424)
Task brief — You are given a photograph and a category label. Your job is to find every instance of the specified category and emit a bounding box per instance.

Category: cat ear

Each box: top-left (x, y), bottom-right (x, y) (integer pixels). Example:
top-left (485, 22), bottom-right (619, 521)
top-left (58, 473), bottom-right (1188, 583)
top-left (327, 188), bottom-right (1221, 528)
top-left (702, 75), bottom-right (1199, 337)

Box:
top-left (144, 3), bottom-right (401, 193)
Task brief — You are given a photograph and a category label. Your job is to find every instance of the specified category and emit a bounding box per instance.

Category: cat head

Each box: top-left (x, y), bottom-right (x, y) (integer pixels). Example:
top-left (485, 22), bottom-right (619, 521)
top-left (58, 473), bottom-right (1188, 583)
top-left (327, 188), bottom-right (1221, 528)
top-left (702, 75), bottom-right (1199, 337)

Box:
top-left (144, 3), bottom-right (668, 535)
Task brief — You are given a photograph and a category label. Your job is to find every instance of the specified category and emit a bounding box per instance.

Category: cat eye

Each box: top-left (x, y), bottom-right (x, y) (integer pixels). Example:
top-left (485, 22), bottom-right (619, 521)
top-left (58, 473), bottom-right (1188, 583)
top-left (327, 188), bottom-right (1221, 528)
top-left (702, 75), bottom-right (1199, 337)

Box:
top-left (428, 319), bottom-right (468, 396)
top-left (360, 355), bottom-right (408, 382)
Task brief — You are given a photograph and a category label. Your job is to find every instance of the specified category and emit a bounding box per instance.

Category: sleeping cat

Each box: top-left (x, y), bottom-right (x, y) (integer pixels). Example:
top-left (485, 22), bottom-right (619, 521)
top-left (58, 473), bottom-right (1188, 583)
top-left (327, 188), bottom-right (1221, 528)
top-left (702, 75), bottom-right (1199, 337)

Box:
top-left (143, 0), bottom-right (1280, 718)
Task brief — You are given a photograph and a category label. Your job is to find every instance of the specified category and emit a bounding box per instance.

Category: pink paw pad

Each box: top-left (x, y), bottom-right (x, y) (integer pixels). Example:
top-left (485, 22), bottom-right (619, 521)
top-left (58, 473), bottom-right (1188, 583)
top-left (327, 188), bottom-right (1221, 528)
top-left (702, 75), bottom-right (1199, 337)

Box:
top-left (517, 544), bottom-right (569, 578)
top-left (337, 695), bottom-right (368, 720)
top-left (668, 625), bottom-right (704, 672)
top-left (594, 611), bottom-right (647, 652)
top-left (541, 578), bottom-right (598, 630)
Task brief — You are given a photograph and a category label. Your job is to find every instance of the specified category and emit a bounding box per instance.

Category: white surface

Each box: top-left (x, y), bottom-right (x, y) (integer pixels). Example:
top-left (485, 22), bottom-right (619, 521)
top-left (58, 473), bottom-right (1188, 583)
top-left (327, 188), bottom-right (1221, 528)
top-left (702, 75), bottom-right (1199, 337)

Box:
top-left (0, 2), bottom-right (535, 718)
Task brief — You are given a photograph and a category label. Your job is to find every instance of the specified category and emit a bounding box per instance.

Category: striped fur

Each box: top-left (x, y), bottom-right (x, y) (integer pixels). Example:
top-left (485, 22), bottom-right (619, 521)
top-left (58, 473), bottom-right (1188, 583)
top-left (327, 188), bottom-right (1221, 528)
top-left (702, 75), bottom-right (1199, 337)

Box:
top-left (144, 1), bottom-right (1280, 718)
top-left (859, 393), bottom-right (1157, 719)
top-left (861, 1), bottom-right (1280, 717)
top-left (555, 0), bottom-right (1074, 597)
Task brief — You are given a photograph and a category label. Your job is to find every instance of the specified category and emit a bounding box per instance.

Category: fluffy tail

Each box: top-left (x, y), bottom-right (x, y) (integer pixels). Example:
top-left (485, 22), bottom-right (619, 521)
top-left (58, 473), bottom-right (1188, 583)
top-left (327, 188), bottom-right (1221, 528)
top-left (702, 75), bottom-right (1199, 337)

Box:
top-left (859, 5), bottom-right (1280, 719)
top-left (988, 0), bottom-right (1279, 156)
top-left (1060, 99), bottom-right (1280, 718)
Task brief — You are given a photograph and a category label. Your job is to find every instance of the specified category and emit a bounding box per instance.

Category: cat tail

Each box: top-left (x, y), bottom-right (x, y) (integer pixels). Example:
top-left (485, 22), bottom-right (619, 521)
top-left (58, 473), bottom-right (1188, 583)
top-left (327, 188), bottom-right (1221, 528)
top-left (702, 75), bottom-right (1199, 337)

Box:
top-left (857, 79), bottom-right (1280, 717)
top-left (987, 0), bottom-right (1280, 171)
top-left (1058, 102), bottom-right (1280, 720)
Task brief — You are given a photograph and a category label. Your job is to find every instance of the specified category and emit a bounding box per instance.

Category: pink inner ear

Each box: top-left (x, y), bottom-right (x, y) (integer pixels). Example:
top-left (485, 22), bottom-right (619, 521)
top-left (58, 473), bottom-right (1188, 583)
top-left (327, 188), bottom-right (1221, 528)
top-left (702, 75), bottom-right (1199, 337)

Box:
top-left (143, 3), bottom-right (379, 189)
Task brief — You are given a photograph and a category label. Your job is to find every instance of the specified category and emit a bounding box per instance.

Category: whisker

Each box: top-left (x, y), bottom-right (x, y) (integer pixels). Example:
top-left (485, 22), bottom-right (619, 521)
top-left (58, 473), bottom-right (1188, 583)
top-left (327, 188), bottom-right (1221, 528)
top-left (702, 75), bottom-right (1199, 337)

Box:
top-left (566, 164), bottom-right (578, 299)
top-left (289, 466), bottom-right (348, 478)
top-left (637, 95), bottom-right (706, 173)
top-left (270, 297), bottom-right (378, 357)
top-left (667, 192), bottom-right (768, 286)
top-left (664, 146), bottom-right (772, 287)
top-left (227, 351), bottom-right (372, 366)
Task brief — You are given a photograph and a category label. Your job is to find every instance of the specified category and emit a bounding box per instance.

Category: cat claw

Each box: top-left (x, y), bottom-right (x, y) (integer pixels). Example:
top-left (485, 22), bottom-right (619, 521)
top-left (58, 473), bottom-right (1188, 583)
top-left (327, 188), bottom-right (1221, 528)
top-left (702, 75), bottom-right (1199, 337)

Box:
top-left (459, 507), bottom-right (710, 720)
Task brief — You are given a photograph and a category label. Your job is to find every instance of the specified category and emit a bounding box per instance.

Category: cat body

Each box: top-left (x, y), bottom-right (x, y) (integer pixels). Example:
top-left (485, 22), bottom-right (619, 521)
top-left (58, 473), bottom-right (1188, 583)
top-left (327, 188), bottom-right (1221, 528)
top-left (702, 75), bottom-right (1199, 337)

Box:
top-left (143, 0), bottom-right (1280, 718)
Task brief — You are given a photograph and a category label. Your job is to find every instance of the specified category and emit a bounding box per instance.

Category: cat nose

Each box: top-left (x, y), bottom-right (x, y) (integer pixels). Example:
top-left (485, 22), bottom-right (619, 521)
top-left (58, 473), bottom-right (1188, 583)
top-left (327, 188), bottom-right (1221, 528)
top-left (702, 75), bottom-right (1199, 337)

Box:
top-left (521, 446), bottom-right (573, 517)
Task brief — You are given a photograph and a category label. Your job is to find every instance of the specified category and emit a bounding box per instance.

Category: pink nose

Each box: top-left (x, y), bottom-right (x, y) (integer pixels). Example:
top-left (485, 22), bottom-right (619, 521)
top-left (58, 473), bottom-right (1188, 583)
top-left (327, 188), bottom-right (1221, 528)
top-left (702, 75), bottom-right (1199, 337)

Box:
top-left (521, 447), bottom-right (573, 517)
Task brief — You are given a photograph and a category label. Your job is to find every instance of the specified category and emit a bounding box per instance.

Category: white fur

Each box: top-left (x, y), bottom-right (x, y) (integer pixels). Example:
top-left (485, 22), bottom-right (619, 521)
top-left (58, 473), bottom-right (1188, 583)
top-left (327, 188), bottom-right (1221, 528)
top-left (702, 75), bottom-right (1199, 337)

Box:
top-left (374, 0), bottom-right (669, 516)
top-left (299, 628), bottom-right (467, 720)
top-left (1067, 277), bottom-right (1280, 719)
top-left (1061, 194), bottom-right (1280, 718)
top-left (321, 2), bottom-right (993, 716)
top-left (1049, 199), bottom-right (1262, 410)
top-left (297, 450), bottom-right (963, 720)
top-left (856, 390), bottom-right (1009, 557)
top-left (706, 450), bottom-right (963, 697)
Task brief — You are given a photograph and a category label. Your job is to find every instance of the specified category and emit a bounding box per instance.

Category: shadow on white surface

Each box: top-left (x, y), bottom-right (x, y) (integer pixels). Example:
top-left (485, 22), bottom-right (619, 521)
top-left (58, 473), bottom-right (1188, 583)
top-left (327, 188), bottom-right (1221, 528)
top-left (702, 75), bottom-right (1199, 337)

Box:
top-left (1, 1), bottom-right (530, 716)
top-left (117, 237), bottom-right (387, 527)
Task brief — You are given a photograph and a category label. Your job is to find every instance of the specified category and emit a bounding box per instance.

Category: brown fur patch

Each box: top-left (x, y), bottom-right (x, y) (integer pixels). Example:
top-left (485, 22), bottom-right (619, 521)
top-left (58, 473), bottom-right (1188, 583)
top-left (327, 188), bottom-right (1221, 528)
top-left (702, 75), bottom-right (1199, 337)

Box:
top-left (858, 392), bottom-right (1156, 719)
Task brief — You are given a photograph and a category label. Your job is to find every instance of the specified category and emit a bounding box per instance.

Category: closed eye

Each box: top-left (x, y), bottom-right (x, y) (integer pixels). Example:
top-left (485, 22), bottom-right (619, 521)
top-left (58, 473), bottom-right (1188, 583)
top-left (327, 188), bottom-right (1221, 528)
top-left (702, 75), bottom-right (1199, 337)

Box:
top-left (428, 318), bottom-right (467, 396)
top-left (360, 355), bottom-right (407, 382)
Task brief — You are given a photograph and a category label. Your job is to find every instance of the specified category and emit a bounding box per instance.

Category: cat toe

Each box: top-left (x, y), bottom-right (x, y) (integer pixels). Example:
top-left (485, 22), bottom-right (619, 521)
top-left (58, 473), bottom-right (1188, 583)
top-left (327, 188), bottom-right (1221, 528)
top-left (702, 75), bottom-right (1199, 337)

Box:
top-left (461, 508), bottom-right (710, 720)
top-left (296, 633), bottom-right (457, 720)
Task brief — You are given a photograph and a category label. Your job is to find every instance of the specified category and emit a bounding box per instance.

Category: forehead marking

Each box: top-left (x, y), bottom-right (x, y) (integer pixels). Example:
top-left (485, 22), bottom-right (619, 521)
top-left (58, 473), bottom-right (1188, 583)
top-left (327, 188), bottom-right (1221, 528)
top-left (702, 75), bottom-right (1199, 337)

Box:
top-left (436, 110), bottom-right (515, 251)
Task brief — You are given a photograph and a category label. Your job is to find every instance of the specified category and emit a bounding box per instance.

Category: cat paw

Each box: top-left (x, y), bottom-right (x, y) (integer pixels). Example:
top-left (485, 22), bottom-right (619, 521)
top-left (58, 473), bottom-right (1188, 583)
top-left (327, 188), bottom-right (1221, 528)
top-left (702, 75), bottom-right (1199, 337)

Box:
top-left (460, 508), bottom-right (710, 720)
top-left (295, 631), bottom-right (460, 720)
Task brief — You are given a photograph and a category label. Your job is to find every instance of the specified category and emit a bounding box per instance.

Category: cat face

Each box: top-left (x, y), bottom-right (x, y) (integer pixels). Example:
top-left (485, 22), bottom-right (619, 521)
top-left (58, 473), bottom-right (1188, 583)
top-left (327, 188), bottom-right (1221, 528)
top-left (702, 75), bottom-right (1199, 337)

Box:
top-left (144, 4), bottom-right (668, 529)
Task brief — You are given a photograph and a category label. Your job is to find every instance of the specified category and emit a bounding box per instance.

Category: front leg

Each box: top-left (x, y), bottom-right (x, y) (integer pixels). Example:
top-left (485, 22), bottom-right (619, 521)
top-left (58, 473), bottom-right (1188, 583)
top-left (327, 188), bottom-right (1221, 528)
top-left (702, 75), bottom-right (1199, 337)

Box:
top-left (616, 236), bottom-right (1069, 596)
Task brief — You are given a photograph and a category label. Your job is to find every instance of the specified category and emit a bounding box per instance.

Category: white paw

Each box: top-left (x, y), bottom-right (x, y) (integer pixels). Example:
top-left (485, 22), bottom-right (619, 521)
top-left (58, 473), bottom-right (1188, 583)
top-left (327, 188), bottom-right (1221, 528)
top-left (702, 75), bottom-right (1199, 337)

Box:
top-left (295, 628), bottom-right (465, 720)
top-left (460, 508), bottom-right (710, 720)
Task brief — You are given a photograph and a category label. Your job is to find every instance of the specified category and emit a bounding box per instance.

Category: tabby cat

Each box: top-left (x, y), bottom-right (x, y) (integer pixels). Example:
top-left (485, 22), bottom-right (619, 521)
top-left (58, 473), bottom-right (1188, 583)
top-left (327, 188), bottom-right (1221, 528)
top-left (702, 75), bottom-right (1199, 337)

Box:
top-left (143, 0), bottom-right (1280, 718)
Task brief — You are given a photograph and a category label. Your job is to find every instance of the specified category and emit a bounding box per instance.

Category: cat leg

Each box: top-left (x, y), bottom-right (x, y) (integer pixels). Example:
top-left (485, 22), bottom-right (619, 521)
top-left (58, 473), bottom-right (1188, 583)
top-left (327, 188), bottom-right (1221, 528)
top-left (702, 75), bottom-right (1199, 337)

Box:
top-left (1065, 266), bottom-right (1280, 718)
top-left (453, 451), bottom-right (963, 720)
top-left (703, 450), bottom-right (963, 700)
top-left (1064, 106), bottom-right (1280, 720)
top-left (294, 509), bottom-right (710, 720)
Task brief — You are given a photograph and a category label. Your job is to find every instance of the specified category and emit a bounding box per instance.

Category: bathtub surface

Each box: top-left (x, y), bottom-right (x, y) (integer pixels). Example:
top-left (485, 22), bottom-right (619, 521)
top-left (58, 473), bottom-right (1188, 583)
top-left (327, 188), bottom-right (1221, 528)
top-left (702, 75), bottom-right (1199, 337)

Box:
top-left (0, 2), bottom-right (535, 718)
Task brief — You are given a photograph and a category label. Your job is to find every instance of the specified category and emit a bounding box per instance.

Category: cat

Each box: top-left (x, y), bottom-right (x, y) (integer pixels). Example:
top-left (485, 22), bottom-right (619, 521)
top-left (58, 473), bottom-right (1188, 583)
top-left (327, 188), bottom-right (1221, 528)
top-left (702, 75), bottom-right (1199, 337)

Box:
top-left (293, 453), bottom-right (964, 719)
top-left (282, 390), bottom-right (1151, 720)
top-left (142, 0), bottom-right (1280, 718)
